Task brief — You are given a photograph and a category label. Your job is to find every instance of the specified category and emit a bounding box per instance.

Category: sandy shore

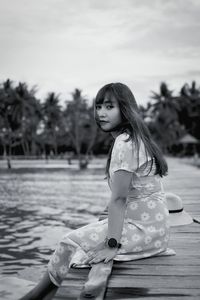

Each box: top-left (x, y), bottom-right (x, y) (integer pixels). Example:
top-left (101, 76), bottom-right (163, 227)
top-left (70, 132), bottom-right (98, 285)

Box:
top-left (0, 158), bottom-right (107, 169)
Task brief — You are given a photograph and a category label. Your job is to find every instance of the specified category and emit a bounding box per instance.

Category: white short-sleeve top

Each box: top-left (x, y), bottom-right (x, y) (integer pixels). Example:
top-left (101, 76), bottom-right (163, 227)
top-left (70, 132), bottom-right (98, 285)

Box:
top-left (109, 132), bottom-right (162, 199)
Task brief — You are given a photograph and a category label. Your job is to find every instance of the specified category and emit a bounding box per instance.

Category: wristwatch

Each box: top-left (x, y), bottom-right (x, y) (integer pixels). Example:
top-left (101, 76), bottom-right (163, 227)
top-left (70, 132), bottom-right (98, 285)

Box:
top-left (105, 237), bottom-right (121, 249)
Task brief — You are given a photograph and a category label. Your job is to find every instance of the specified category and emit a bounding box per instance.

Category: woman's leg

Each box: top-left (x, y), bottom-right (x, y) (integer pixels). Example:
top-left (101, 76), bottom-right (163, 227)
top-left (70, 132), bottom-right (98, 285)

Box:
top-left (19, 219), bottom-right (107, 300)
top-left (19, 237), bottom-right (78, 300)
top-left (19, 271), bottom-right (58, 300)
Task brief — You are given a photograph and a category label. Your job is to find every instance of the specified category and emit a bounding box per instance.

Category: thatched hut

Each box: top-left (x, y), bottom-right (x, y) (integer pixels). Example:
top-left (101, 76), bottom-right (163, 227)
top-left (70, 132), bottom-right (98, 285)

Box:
top-left (178, 133), bottom-right (199, 156)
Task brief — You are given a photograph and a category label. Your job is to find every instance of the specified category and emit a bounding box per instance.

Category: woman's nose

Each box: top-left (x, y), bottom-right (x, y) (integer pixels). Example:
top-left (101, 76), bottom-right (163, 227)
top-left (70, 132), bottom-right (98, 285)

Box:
top-left (97, 108), bottom-right (106, 118)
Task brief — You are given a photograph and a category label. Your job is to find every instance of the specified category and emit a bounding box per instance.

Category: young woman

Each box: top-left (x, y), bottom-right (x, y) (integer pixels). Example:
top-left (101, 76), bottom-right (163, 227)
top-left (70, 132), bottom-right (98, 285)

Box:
top-left (20, 82), bottom-right (169, 300)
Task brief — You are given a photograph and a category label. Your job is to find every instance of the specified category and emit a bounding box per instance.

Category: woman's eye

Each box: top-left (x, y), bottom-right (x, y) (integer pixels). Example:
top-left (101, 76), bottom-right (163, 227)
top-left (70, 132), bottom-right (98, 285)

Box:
top-left (95, 105), bottom-right (101, 110)
top-left (106, 105), bottom-right (114, 109)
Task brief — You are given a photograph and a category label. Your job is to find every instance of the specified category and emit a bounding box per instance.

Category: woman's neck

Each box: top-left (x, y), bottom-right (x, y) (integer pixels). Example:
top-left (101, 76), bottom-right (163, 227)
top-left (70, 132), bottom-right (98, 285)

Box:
top-left (111, 130), bottom-right (121, 139)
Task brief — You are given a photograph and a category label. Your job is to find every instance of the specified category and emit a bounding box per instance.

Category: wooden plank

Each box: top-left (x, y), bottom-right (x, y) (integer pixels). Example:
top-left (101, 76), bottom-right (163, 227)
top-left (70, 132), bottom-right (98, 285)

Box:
top-left (112, 264), bottom-right (200, 276)
top-left (55, 286), bottom-right (82, 299)
top-left (108, 276), bottom-right (200, 289)
top-left (78, 261), bottom-right (113, 300)
top-left (113, 257), bottom-right (200, 266)
top-left (54, 158), bottom-right (200, 300)
top-left (105, 287), bottom-right (200, 300)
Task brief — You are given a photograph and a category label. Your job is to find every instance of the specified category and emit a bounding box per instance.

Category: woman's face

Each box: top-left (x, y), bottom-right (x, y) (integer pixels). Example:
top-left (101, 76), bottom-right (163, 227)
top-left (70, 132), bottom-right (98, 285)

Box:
top-left (95, 94), bottom-right (122, 134)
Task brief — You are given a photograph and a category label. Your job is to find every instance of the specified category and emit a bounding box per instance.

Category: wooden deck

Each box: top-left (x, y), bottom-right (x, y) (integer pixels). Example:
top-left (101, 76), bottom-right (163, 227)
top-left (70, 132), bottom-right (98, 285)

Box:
top-left (54, 157), bottom-right (200, 300)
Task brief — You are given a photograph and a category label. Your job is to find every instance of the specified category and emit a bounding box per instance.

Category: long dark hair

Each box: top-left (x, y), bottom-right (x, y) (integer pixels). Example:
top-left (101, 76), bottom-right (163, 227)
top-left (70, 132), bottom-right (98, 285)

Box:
top-left (94, 82), bottom-right (168, 177)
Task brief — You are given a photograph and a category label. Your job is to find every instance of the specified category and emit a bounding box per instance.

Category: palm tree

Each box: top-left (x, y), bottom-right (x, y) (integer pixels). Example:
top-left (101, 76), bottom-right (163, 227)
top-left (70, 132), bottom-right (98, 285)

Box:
top-left (151, 82), bottom-right (180, 123)
top-left (150, 82), bottom-right (182, 152)
top-left (42, 92), bottom-right (62, 157)
top-left (0, 79), bottom-right (18, 168)
top-left (0, 79), bottom-right (42, 167)
top-left (63, 89), bottom-right (97, 169)
top-left (13, 82), bottom-right (42, 156)
top-left (178, 81), bottom-right (200, 139)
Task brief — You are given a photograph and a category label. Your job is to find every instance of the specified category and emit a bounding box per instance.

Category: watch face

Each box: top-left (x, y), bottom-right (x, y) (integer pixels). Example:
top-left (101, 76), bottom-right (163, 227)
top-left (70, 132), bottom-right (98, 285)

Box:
top-left (108, 238), bottom-right (117, 248)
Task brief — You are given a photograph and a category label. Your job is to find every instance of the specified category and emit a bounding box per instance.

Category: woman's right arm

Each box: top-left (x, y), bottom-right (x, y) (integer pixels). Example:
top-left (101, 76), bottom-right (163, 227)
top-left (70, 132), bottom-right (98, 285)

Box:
top-left (107, 170), bottom-right (132, 244)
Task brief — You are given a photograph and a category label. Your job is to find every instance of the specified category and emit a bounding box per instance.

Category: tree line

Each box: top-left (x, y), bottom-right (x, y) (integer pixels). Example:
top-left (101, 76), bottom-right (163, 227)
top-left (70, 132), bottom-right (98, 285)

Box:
top-left (0, 79), bottom-right (199, 169)
top-left (140, 81), bottom-right (200, 155)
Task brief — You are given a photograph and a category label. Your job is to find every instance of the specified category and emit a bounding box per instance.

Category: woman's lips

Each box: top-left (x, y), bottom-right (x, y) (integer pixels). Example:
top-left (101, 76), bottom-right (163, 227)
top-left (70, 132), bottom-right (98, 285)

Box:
top-left (99, 120), bottom-right (109, 124)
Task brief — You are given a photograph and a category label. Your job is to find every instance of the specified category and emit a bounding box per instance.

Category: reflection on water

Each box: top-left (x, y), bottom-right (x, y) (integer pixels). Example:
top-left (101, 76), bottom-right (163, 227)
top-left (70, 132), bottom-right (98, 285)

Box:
top-left (0, 169), bottom-right (109, 279)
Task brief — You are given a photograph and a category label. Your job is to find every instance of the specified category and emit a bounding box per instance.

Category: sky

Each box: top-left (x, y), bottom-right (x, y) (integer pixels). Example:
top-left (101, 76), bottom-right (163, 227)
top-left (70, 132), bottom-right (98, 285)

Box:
top-left (0, 0), bottom-right (200, 106)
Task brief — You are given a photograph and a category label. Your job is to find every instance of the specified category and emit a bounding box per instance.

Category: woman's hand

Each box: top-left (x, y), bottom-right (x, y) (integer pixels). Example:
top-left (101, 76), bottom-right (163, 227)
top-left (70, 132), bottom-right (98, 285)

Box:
top-left (88, 241), bottom-right (105, 253)
top-left (84, 246), bottom-right (118, 264)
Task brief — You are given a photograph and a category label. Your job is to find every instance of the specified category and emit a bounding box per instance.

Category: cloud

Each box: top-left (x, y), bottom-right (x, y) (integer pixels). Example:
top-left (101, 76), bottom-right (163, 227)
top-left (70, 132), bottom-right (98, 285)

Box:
top-left (0, 0), bottom-right (199, 106)
top-left (186, 70), bottom-right (200, 77)
top-left (115, 0), bottom-right (200, 56)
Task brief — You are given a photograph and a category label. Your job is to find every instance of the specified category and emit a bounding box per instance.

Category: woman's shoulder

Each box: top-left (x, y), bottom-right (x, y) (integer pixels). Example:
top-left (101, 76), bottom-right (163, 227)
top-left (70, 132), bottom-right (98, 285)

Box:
top-left (115, 132), bottom-right (136, 146)
top-left (113, 132), bottom-right (135, 153)
top-left (115, 132), bottom-right (132, 144)
top-left (113, 133), bottom-right (150, 162)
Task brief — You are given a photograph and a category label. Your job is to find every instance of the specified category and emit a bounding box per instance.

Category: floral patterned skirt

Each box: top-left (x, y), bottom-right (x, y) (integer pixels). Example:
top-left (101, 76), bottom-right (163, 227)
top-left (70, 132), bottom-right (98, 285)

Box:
top-left (47, 196), bottom-right (170, 286)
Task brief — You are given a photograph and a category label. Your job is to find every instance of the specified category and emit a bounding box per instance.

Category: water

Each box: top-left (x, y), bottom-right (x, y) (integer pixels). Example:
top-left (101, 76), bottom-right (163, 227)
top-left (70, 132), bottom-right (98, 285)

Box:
top-left (0, 168), bottom-right (109, 280)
